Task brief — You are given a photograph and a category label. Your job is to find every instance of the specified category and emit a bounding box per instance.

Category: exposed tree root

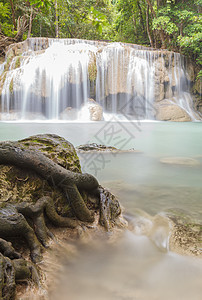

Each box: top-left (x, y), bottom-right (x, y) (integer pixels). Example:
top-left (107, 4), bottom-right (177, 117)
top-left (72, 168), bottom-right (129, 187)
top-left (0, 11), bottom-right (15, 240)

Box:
top-left (0, 137), bottom-right (122, 299)
top-left (0, 143), bottom-right (99, 222)
top-left (0, 253), bottom-right (38, 300)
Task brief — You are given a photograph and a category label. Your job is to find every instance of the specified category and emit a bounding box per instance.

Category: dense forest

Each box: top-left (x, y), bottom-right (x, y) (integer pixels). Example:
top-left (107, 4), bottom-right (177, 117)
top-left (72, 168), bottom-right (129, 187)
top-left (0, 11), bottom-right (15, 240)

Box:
top-left (0, 0), bottom-right (201, 69)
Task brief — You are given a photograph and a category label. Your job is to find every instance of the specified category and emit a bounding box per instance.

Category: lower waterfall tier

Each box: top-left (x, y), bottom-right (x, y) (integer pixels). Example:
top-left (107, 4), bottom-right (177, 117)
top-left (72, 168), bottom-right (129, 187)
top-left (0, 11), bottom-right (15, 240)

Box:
top-left (0, 38), bottom-right (201, 121)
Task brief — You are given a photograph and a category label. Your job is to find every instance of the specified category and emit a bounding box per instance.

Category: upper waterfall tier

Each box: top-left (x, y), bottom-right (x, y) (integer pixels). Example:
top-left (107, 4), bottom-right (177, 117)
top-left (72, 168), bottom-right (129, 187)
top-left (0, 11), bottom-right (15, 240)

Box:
top-left (0, 38), bottom-right (200, 121)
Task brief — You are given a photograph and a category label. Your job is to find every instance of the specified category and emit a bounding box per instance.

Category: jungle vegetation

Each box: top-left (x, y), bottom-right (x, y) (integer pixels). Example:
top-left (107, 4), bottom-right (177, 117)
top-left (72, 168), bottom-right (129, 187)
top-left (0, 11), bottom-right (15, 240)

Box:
top-left (0, 0), bottom-right (201, 67)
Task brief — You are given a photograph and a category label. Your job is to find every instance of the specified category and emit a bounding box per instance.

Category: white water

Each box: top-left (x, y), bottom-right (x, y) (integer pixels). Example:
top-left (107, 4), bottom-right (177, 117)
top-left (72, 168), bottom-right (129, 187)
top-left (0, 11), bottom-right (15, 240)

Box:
top-left (0, 38), bottom-right (199, 121)
top-left (50, 233), bottom-right (202, 300)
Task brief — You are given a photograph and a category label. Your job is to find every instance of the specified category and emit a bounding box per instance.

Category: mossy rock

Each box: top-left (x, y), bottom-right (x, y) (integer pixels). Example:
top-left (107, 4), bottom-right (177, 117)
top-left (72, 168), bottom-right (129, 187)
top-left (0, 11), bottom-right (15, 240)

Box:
top-left (0, 72), bottom-right (7, 93)
top-left (9, 78), bottom-right (14, 94)
top-left (14, 56), bottom-right (22, 69)
top-left (0, 134), bottom-right (81, 217)
top-left (88, 52), bottom-right (97, 82)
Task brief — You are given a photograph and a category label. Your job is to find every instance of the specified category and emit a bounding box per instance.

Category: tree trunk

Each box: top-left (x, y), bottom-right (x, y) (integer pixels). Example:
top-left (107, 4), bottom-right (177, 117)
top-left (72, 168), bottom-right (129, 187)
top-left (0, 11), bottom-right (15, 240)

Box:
top-left (132, 14), bottom-right (137, 37)
top-left (55, 0), bottom-right (59, 38)
top-left (27, 6), bottom-right (33, 38)
top-left (146, 4), bottom-right (154, 47)
top-left (137, 1), bottom-right (147, 39)
top-left (180, 22), bottom-right (183, 36)
top-left (154, 29), bottom-right (158, 48)
top-left (145, 0), bottom-right (166, 48)
top-left (9, 0), bottom-right (17, 31)
top-left (145, 0), bottom-right (156, 17)
top-left (0, 17), bottom-right (27, 56)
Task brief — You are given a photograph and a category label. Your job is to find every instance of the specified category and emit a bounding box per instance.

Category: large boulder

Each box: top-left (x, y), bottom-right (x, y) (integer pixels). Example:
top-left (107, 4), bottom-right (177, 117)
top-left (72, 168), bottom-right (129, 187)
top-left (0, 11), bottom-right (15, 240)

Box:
top-left (155, 100), bottom-right (191, 121)
top-left (0, 134), bottom-right (81, 216)
top-left (89, 102), bottom-right (103, 121)
top-left (0, 134), bottom-right (123, 226)
top-left (79, 99), bottom-right (103, 121)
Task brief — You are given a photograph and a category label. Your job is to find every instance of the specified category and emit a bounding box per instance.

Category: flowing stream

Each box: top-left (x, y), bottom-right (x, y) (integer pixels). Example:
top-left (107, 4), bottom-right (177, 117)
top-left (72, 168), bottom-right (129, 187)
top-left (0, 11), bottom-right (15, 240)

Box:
top-left (0, 121), bottom-right (202, 299)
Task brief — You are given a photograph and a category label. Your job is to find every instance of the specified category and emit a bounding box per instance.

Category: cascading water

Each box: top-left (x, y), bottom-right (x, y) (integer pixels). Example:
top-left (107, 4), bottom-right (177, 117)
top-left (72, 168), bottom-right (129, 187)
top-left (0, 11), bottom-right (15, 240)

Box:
top-left (0, 38), bottom-right (200, 121)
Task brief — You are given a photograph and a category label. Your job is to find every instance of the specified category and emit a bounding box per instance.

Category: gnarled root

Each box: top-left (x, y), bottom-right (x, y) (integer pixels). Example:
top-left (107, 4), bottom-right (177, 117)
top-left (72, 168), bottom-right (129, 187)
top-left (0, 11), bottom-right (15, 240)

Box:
top-left (0, 195), bottom-right (80, 262)
top-left (0, 206), bottom-right (42, 263)
top-left (16, 196), bottom-right (78, 248)
top-left (0, 144), bottom-right (98, 222)
top-left (0, 239), bottom-right (21, 260)
top-left (0, 253), bottom-right (15, 300)
top-left (0, 253), bottom-right (39, 300)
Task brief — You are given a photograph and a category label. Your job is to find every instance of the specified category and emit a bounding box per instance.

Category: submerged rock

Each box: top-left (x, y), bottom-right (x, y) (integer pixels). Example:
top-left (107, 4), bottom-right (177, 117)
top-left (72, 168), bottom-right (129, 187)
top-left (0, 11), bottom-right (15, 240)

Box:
top-left (160, 157), bottom-right (200, 166)
top-left (127, 208), bottom-right (202, 258)
top-left (165, 209), bottom-right (202, 257)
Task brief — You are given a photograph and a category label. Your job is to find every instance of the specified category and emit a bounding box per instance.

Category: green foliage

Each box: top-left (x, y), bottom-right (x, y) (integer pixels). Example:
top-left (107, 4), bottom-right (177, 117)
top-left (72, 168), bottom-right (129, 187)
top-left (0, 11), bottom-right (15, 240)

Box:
top-left (0, 2), bottom-right (13, 36)
top-left (0, 0), bottom-right (201, 68)
top-left (150, 0), bottom-right (202, 64)
top-left (115, 0), bottom-right (149, 44)
top-left (0, 0), bottom-right (52, 37)
top-left (29, 0), bottom-right (51, 8)
top-left (196, 70), bottom-right (202, 81)
top-left (152, 16), bottom-right (178, 35)
top-left (46, 0), bottom-right (115, 40)
top-left (0, 2), bottom-right (10, 18)
top-left (88, 6), bottom-right (109, 34)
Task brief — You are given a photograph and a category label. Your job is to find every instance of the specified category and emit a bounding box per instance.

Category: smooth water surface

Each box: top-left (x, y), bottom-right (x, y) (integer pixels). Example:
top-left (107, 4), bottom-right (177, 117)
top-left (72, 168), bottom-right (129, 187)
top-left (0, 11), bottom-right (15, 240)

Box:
top-left (0, 121), bottom-right (202, 217)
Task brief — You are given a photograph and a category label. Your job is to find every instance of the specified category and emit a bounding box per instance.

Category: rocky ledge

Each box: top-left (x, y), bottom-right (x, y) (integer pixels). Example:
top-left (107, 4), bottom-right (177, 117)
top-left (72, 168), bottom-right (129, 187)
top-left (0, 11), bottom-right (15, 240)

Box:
top-left (76, 143), bottom-right (139, 153)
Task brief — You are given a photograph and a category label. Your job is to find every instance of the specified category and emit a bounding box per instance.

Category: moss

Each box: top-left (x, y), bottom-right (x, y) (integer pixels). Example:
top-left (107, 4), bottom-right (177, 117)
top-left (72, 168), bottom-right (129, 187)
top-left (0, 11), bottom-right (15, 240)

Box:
top-left (15, 56), bottom-right (21, 69)
top-left (88, 54), bottom-right (97, 82)
top-left (0, 72), bottom-right (7, 87)
top-left (0, 135), bottom-right (83, 212)
top-left (4, 54), bottom-right (13, 72)
top-left (9, 78), bottom-right (14, 94)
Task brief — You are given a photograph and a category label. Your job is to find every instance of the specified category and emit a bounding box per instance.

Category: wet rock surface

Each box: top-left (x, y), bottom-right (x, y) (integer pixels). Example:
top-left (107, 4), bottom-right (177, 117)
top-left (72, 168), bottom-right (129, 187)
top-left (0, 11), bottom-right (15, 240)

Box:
top-left (155, 100), bottom-right (192, 121)
top-left (79, 99), bottom-right (103, 121)
top-left (165, 209), bottom-right (202, 257)
top-left (76, 143), bottom-right (138, 153)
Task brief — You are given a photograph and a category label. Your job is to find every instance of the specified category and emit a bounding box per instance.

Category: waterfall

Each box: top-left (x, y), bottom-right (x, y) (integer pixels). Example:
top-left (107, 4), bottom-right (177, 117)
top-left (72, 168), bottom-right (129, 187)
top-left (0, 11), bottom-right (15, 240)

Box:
top-left (0, 38), bottom-right (200, 121)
